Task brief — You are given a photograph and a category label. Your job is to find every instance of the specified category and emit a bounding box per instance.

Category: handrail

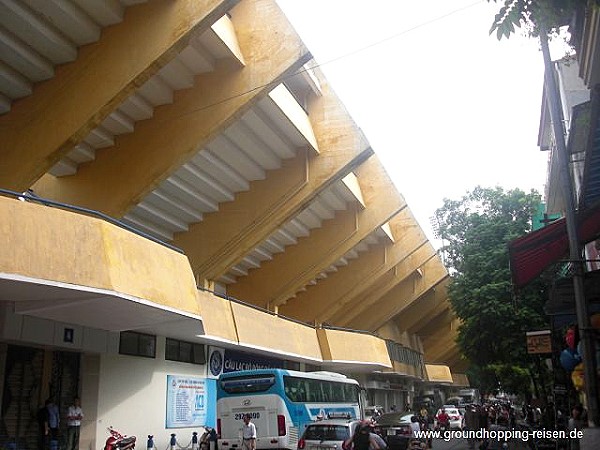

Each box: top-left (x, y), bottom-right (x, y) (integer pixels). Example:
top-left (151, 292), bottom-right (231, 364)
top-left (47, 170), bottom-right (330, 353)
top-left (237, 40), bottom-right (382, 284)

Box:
top-left (0, 188), bottom-right (184, 254)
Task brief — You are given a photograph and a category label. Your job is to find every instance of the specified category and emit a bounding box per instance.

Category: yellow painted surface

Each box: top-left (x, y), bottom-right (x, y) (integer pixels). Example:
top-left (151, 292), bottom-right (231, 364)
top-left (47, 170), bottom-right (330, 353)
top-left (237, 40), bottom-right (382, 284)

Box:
top-left (425, 364), bottom-right (453, 383)
top-left (341, 172), bottom-right (365, 208)
top-left (2, 0), bottom-right (238, 191)
top-left (196, 290), bottom-right (238, 342)
top-left (211, 14), bottom-right (246, 65)
top-left (269, 84), bottom-right (319, 153)
top-left (451, 373), bottom-right (470, 387)
top-left (231, 302), bottom-right (322, 360)
top-left (0, 196), bottom-right (199, 315)
top-left (34, 0), bottom-right (311, 217)
top-left (316, 328), bottom-right (392, 368)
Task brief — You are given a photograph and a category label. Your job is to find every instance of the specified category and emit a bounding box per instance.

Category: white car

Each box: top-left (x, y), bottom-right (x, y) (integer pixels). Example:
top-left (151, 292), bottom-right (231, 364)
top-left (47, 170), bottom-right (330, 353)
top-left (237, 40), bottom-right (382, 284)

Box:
top-left (297, 419), bottom-right (361, 450)
top-left (434, 407), bottom-right (464, 430)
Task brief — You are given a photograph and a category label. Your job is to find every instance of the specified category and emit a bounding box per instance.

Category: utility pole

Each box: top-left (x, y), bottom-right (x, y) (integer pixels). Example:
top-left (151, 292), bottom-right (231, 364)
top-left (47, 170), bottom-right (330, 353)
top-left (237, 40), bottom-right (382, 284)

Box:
top-left (539, 28), bottom-right (600, 426)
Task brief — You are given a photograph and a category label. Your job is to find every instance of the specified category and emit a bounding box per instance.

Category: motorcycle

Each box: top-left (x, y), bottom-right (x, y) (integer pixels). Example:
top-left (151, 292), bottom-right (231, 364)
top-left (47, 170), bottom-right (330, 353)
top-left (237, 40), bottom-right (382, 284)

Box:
top-left (104, 427), bottom-right (137, 450)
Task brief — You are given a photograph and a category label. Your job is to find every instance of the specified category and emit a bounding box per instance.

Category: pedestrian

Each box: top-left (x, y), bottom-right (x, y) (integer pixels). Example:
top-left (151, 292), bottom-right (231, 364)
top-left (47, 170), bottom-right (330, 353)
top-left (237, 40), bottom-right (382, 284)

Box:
top-left (208, 426), bottom-right (218, 450)
top-left (241, 414), bottom-right (256, 450)
top-left (46, 398), bottom-right (60, 450)
top-left (37, 401), bottom-right (49, 450)
top-left (66, 397), bottom-right (84, 450)
top-left (351, 423), bottom-right (380, 450)
top-left (568, 404), bottom-right (586, 450)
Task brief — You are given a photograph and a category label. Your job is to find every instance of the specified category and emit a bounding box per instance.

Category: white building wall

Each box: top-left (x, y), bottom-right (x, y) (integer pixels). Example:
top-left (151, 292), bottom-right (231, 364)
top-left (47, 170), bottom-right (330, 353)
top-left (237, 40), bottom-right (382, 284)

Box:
top-left (95, 337), bottom-right (208, 450)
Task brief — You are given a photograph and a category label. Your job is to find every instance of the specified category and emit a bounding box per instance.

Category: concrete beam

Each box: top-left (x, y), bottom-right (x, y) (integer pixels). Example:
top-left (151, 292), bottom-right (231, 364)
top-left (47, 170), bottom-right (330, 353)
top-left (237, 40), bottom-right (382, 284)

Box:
top-left (227, 154), bottom-right (406, 308)
top-left (34, 0), bottom-right (310, 217)
top-left (1, 0), bottom-right (238, 191)
top-left (176, 77), bottom-right (374, 280)
top-left (279, 208), bottom-right (429, 323)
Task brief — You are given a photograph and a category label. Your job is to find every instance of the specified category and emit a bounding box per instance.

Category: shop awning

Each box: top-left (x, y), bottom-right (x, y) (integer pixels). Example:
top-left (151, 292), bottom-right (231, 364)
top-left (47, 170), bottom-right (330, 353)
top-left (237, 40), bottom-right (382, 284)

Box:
top-left (508, 203), bottom-right (600, 289)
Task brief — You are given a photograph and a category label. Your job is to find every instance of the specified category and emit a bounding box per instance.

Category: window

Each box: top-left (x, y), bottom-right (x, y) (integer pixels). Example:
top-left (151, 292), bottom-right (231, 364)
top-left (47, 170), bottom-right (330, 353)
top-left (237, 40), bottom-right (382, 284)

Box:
top-left (119, 331), bottom-right (156, 358)
top-left (220, 375), bottom-right (276, 394)
top-left (165, 338), bottom-right (206, 364)
top-left (283, 376), bottom-right (359, 403)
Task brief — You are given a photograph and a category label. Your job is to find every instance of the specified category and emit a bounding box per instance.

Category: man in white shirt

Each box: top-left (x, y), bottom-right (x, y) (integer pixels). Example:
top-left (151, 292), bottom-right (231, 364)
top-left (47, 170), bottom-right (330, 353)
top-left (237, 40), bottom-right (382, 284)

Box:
top-left (241, 414), bottom-right (257, 450)
top-left (66, 397), bottom-right (84, 450)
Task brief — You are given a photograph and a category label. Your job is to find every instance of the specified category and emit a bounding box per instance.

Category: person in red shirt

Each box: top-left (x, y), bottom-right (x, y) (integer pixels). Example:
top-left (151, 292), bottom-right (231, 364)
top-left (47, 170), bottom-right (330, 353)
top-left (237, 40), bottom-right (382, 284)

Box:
top-left (437, 409), bottom-right (450, 430)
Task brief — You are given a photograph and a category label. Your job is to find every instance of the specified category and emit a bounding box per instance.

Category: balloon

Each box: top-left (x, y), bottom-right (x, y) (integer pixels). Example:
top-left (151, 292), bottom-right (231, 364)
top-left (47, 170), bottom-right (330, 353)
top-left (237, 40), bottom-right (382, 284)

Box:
top-left (566, 327), bottom-right (576, 349)
top-left (560, 348), bottom-right (581, 372)
top-left (572, 363), bottom-right (585, 391)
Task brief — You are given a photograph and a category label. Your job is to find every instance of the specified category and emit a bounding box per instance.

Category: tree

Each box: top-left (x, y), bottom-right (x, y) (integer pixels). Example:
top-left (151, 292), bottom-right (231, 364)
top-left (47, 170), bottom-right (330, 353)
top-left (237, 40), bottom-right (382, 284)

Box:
top-left (433, 186), bottom-right (551, 396)
top-left (488, 0), bottom-right (590, 40)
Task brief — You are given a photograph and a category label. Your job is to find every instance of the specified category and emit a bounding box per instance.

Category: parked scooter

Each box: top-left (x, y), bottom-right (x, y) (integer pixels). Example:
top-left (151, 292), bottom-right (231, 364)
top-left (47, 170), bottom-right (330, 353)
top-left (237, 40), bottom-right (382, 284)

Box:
top-left (104, 427), bottom-right (137, 450)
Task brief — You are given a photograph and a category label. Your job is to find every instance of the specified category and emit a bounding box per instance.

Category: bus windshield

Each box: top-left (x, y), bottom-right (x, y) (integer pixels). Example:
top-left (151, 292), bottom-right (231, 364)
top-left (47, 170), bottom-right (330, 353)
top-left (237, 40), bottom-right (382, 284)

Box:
top-left (220, 374), bottom-right (276, 394)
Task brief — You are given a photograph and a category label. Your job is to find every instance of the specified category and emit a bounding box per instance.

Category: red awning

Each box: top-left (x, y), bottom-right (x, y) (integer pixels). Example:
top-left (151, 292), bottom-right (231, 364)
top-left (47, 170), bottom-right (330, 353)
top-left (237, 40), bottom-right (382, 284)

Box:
top-left (508, 204), bottom-right (600, 289)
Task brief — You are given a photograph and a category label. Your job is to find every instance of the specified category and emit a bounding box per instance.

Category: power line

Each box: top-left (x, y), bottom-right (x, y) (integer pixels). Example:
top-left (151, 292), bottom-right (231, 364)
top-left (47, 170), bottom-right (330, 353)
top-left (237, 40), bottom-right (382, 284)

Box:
top-left (158, 0), bottom-right (484, 123)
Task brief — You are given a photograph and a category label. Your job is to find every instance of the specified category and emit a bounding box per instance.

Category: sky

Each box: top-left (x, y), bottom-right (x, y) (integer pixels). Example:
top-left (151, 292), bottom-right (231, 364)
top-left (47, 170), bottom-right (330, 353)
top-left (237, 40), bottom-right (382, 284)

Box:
top-left (275, 0), bottom-right (557, 244)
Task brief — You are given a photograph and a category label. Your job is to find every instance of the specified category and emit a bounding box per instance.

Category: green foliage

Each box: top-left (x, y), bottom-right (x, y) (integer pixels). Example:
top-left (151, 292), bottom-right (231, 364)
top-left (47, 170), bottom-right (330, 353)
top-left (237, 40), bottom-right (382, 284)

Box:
top-left (433, 186), bottom-right (550, 395)
top-left (488, 0), bottom-right (588, 39)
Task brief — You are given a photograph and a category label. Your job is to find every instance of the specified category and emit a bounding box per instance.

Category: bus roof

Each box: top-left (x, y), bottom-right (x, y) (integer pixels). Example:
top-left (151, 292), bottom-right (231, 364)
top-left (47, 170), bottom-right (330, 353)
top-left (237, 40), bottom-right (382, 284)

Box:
top-left (218, 368), bottom-right (358, 384)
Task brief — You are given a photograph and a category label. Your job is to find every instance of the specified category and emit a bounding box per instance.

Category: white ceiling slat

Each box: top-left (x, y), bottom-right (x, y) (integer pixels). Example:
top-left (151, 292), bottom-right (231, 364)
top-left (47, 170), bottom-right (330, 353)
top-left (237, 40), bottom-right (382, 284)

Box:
top-left (69, 142), bottom-right (95, 164)
top-left (319, 189), bottom-right (347, 211)
top-left (218, 273), bottom-right (237, 285)
top-left (276, 228), bottom-right (297, 246)
top-left (241, 108), bottom-right (296, 160)
top-left (0, 25), bottom-right (54, 82)
top-left (178, 162), bottom-right (234, 204)
top-left (122, 213), bottom-right (174, 242)
top-left (251, 247), bottom-right (273, 262)
top-left (158, 57), bottom-right (196, 91)
top-left (192, 150), bottom-right (250, 192)
top-left (83, 125), bottom-right (114, 149)
top-left (226, 122), bottom-right (281, 171)
top-left (208, 135), bottom-right (266, 181)
top-left (119, 93), bottom-right (154, 121)
top-left (77, 0), bottom-right (124, 26)
top-left (147, 189), bottom-right (203, 224)
top-left (49, 158), bottom-right (77, 177)
top-left (286, 219), bottom-right (309, 238)
top-left (304, 200), bottom-right (334, 221)
top-left (163, 176), bottom-right (219, 213)
top-left (263, 238), bottom-right (285, 254)
top-left (137, 75), bottom-right (174, 106)
top-left (134, 202), bottom-right (189, 233)
top-left (23, 0), bottom-right (101, 46)
top-left (180, 36), bottom-right (215, 73)
top-left (101, 109), bottom-right (135, 135)
top-left (240, 255), bottom-right (261, 269)
top-left (229, 265), bottom-right (248, 277)
top-left (0, 0), bottom-right (77, 64)
top-left (0, 91), bottom-right (10, 113)
top-left (0, 59), bottom-right (31, 98)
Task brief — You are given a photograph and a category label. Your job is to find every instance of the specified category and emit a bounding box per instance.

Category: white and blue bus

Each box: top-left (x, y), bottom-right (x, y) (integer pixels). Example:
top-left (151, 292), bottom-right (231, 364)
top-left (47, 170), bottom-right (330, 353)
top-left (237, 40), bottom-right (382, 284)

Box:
top-left (216, 369), bottom-right (363, 450)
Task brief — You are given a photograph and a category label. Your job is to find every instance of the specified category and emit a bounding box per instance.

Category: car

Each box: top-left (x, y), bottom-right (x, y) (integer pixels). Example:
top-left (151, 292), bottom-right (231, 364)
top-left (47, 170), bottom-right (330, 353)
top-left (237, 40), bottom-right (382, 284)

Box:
top-left (297, 419), bottom-right (361, 450)
top-left (434, 407), bottom-right (464, 430)
top-left (373, 412), bottom-right (413, 450)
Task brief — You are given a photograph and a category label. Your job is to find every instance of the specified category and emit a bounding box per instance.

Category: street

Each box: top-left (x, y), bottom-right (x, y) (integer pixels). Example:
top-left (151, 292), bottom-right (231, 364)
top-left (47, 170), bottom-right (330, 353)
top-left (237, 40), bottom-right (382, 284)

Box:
top-left (425, 437), bottom-right (537, 450)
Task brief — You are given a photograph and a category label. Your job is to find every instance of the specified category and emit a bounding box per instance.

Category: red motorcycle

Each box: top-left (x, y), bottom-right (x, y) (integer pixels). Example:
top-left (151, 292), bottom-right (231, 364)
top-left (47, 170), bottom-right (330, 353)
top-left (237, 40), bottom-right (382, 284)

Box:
top-left (104, 427), bottom-right (137, 450)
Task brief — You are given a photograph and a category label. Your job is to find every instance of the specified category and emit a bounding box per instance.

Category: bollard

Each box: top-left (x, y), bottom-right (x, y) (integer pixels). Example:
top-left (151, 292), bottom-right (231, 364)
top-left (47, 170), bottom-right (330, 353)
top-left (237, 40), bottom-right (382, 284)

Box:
top-left (170, 433), bottom-right (177, 450)
top-left (192, 432), bottom-right (198, 450)
top-left (147, 435), bottom-right (154, 450)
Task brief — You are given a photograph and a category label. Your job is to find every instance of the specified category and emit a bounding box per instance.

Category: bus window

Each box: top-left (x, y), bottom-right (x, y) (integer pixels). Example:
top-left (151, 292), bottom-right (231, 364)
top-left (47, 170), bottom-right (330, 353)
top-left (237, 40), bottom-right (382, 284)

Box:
top-left (220, 374), bottom-right (275, 394)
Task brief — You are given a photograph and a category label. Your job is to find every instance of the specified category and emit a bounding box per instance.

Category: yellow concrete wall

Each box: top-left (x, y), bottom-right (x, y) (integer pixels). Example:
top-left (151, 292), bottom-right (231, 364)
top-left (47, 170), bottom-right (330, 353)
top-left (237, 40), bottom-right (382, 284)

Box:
top-left (317, 328), bottom-right (392, 368)
top-left (196, 290), bottom-right (238, 343)
top-left (232, 302), bottom-right (322, 360)
top-left (0, 196), bottom-right (199, 314)
top-left (425, 364), bottom-right (453, 383)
